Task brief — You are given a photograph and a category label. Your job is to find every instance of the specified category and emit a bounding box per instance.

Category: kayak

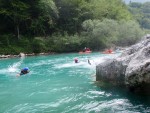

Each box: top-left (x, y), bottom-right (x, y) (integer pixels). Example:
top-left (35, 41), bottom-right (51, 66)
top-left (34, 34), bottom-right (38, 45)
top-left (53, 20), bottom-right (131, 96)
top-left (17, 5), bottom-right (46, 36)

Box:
top-left (79, 51), bottom-right (92, 54)
top-left (102, 51), bottom-right (115, 54)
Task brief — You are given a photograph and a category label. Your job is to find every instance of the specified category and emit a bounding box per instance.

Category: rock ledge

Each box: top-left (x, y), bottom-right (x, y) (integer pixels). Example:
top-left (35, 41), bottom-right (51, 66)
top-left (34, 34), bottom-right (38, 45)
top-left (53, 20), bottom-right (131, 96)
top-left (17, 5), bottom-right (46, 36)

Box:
top-left (96, 34), bottom-right (150, 94)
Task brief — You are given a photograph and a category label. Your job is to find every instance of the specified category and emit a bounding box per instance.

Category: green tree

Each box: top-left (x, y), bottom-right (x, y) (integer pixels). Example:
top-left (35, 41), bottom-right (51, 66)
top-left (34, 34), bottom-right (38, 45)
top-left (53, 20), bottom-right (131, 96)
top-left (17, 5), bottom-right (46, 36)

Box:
top-left (82, 19), bottom-right (119, 49)
top-left (91, 0), bottom-right (132, 21)
top-left (116, 20), bottom-right (144, 46)
top-left (0, 0), bottom-right (29, 39)
top-left (82, 19), bottom-right (144, 48)
top-left (55, 0), bottom-right (93, 34)
top-left (29, 0), bottom-right (58, 36)
top-left (141, 18), bottom-right (150, 29)
top-left (128, 2), bottom-right (150, 29)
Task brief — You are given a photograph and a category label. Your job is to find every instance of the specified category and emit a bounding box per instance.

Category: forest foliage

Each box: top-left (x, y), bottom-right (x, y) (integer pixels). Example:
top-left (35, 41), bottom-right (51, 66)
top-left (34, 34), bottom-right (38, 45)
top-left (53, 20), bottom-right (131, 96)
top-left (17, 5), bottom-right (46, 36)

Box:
top-left (0, 0), bottom-right (148, 54)
top-left (128, 2), bottom-right (150, 29)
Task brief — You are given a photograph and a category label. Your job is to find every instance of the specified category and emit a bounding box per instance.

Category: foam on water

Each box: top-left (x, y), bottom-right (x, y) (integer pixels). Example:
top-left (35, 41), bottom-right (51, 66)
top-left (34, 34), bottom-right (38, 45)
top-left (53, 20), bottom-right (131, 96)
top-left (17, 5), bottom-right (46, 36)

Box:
top-left (54, 53), bottom-right (121, 70)
top-left (8, 62), bottom-right (21, 73)
top-left (0, 52), bottom-right (149, 113)
top-left (1, 56), bottom-right (25, 76)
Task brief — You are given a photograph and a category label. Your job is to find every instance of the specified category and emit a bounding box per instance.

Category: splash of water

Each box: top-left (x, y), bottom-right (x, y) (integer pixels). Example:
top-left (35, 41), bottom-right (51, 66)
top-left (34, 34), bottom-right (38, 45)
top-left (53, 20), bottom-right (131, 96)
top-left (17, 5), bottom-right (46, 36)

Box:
top-left (8, 62), bottom-right (21, 73)
top-left (8, 55), bottom-right (25, 73)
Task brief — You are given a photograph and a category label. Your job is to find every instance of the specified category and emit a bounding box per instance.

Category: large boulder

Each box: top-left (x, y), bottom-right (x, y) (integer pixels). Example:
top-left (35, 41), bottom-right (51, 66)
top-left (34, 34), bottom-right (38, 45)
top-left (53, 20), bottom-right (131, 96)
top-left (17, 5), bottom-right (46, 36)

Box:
top-left (96, 59), bottom-right (127, 85)
top-left (96, 34), bottom-right (150, 94)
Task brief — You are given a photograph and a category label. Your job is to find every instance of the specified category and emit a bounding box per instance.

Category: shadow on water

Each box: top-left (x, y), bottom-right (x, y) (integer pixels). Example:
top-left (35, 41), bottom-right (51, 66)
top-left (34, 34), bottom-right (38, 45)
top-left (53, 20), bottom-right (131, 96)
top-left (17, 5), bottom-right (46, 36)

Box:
top-left (94, 81), bottom-right (150, 109)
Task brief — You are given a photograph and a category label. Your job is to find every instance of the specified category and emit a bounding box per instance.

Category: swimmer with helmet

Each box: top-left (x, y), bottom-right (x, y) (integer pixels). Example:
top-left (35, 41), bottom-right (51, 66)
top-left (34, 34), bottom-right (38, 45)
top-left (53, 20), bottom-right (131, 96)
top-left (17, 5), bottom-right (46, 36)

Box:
top-left (17, 67), bottom-right (30, 76)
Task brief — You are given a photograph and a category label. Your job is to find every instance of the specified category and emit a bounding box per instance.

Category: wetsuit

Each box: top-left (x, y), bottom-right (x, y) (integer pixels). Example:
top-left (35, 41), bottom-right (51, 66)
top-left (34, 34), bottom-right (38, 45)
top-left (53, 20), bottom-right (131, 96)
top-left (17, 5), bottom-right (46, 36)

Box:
top-left (20, 67), bottom-right (29, 75)
top-left (74, 59), bottom-right (78, 63)
top-left (88, 59), bottom-right (91, 65)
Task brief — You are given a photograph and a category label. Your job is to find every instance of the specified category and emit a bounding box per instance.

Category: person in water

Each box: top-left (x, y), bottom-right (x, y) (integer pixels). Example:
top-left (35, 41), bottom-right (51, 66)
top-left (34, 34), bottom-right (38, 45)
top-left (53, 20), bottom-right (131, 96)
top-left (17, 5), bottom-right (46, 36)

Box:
top-left (74, 58), bottom-right (79, 63)
top-left (19, 67), bottom-right (30, 76)
top-left (88, 59), bottom-right (91, 65)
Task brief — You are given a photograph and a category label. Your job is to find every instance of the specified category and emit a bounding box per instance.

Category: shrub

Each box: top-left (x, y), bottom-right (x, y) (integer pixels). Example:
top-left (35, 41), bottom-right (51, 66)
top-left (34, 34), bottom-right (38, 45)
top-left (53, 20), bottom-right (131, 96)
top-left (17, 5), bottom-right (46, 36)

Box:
top-left (32, 37), bottom-right (47, 53)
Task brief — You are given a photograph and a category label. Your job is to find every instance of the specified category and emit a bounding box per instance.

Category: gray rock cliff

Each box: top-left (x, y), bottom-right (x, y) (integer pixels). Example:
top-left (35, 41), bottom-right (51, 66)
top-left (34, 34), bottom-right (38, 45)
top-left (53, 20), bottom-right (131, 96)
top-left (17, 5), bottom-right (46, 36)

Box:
top-left (96, 34), bottom-right (150, 94)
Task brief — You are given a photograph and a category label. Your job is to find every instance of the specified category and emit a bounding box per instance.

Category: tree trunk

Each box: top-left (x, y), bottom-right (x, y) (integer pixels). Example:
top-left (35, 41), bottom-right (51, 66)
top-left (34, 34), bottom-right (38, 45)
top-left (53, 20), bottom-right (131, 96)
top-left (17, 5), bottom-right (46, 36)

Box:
top-left (17, 25), bottom-right (20, 39)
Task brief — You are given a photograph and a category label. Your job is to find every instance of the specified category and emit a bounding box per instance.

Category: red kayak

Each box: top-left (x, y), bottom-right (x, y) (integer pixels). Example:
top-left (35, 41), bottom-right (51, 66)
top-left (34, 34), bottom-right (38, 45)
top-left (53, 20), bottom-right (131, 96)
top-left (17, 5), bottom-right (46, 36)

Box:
top-left (102, 49), bottom-right (113, 54)
top-left (79, 51), bottom-right (92, 54)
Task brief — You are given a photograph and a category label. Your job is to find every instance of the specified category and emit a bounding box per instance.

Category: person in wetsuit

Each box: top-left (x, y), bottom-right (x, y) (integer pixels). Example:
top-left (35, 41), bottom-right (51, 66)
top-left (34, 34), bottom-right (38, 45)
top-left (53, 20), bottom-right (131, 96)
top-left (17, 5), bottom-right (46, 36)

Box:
top-left (88, 59), bottom-right (91, 65)
top-left (74, 58), bottom-right (79, 63)
top-left (20, 67), bottom-right (30, 76)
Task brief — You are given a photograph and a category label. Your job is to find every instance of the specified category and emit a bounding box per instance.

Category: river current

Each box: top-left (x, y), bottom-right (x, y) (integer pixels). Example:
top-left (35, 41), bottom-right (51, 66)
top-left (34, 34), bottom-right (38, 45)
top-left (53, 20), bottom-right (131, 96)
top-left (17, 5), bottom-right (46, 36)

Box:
top-left (0, 52), bottom-right (149, 113)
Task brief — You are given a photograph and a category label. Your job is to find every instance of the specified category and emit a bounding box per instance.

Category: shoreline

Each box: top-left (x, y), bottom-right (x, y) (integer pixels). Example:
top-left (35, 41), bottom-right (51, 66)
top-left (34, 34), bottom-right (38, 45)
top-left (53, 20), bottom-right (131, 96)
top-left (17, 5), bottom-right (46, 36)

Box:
top-left (0, 52), bottom-right (56, 59)
top-left (0, 47), bottom-right (126, 59)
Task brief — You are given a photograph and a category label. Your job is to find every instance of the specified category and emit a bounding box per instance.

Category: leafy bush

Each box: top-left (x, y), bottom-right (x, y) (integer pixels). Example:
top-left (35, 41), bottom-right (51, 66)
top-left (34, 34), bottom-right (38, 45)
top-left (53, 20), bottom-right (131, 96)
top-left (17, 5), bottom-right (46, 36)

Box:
top-left (32, 37), bottom-right (47, 53)
top-left (82, 19), bottom-right (118, 49)
top-left (48, 33), bottom-right (82, 52)
top-left (116, 20), bottom-right (144, 46)
top-left (0, 46), bottom-right (24, 55)
top-left (0, 34), bottom-right (15, 46)
top-left (82, 19), bottom-right (144, 48)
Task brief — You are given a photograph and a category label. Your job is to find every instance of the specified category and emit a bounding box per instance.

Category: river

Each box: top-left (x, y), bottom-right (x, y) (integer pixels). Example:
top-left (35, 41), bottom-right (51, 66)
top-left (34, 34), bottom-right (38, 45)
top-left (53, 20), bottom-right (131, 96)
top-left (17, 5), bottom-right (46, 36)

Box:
top-left (0, 52), bottom-right (149, 113)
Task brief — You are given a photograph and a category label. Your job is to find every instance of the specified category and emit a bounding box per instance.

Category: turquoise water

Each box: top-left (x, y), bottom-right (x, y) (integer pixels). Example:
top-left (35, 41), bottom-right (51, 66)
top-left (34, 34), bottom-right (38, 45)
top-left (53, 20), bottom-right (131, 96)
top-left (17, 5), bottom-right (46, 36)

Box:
top-left (0, 52), bottom-right (150, 113)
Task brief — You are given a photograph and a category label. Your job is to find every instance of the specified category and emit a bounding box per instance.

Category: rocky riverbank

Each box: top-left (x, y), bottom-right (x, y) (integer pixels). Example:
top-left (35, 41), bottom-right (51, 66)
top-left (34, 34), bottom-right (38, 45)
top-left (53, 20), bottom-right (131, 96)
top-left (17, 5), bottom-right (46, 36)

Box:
top-left (0, 52), bottom-right (55, 59)
top-left (96, 34), bottom-right (150, 95)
